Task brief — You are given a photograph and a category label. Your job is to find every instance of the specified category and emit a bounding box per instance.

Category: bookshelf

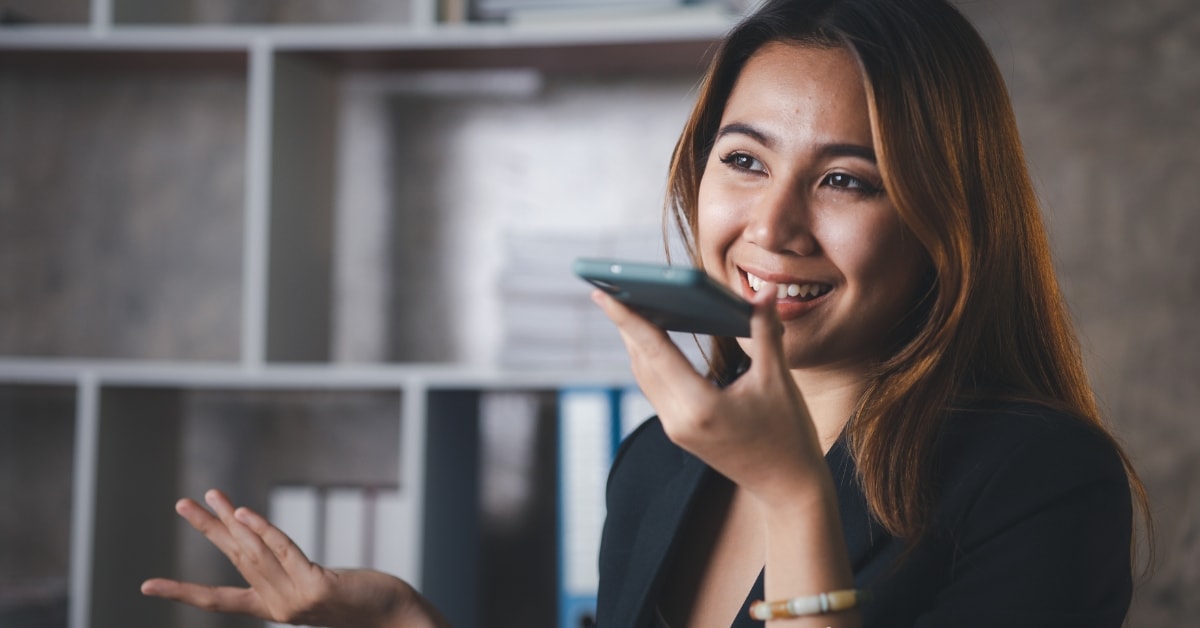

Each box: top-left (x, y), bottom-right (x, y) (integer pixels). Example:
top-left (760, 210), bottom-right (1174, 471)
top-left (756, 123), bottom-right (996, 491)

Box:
top-left (0, 1), bottom-right (740, 627)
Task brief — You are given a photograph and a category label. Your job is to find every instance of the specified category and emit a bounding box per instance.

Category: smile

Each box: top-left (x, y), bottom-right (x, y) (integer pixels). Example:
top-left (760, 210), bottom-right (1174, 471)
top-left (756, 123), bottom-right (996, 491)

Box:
top-left (746, 271), bottom-right (832, 301)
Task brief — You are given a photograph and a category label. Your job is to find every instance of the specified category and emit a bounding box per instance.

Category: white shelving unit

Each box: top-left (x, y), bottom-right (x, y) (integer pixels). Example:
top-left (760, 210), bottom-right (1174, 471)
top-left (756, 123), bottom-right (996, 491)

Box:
top-left (1, 2), bottom-right (739, 627)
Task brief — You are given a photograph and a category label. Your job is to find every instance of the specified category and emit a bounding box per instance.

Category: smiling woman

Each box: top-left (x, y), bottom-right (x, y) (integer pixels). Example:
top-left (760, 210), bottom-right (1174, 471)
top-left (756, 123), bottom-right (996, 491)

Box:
top-left (608, 0), bottom-right (1150, 626)
top-left (696, 43), bottom-right (928, 376)
top-left (140, 1), bottom-right (1151, 627)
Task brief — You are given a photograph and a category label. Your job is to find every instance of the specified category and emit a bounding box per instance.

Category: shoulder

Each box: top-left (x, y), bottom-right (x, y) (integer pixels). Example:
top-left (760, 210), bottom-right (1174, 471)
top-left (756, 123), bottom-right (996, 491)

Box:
top-left (880, 401), bottom-right (1136, 626)
top-left (939, 399), bottom-right (1117, 450)
top-left (606, 417), bottom-right (690, 507)
top-left (931, 401), bottom-right (1134, 605)
top-left (934, 400), bottom-right (1131, 512)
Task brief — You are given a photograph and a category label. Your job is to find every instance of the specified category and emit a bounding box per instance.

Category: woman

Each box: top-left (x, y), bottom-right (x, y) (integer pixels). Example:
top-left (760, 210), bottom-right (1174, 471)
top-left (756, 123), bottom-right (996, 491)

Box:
top-left (142, 0), bottom-right (1150, 626)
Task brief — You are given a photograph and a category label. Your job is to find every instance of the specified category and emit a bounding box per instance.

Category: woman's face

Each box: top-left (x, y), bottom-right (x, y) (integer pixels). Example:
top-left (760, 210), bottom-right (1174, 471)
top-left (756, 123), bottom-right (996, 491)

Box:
top-left (697, 42), bottom-right (928, 374)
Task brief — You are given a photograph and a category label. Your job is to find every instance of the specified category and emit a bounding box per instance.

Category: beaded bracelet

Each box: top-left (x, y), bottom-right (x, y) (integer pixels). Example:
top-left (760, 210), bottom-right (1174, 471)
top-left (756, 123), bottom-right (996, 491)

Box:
top-left (748, 588), bottom-right (868, 620)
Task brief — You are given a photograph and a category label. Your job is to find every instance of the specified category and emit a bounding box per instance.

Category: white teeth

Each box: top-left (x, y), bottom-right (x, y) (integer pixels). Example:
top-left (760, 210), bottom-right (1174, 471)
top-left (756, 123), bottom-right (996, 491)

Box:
top-left (746, 271), bottom-right (828, 300)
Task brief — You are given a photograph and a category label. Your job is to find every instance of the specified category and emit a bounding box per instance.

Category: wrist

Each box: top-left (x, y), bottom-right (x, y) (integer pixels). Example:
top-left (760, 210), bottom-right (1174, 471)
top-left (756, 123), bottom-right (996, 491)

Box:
top-left (755, 473), bottom-right (856, 606)
top-left (753, 458), bottom-right (838, 517)
top-left (389, 582), bottom-right (452, 628)
top-left (328, 571), bottom-right (449, 628)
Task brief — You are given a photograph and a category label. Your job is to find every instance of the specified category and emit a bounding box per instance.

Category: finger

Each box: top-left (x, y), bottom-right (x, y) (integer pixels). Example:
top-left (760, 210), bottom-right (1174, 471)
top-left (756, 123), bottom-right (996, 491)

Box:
top-left (590, 288), bottom-right (668, 341)
top-left (204, 489), bottom-right (292, 587)
top-left (233, 505), bottom-right (316, 576)
top-left (175, 497), bottom-right (241, 559)
top-left (745, 281), bottom-right (789, 377)
top-left (591, 289), bottom-right (700, 373)
top-left (141, 578), bottom-right (265, 617)
top-left (590, 289), bottom-right (713, 400)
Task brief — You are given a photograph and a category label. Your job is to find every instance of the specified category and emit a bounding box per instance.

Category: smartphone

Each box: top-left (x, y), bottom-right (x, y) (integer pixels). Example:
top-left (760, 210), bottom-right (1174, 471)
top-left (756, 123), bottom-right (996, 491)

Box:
top-left (574, 258), bottom-right (752, 337)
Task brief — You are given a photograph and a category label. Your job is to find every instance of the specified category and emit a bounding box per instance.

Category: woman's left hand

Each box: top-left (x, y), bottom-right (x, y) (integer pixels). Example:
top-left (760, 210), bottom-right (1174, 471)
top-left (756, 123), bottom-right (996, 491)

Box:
top-left (591, 281), bottom-right (828, 506)
top-left (141, 489), bottom-right (448, 628)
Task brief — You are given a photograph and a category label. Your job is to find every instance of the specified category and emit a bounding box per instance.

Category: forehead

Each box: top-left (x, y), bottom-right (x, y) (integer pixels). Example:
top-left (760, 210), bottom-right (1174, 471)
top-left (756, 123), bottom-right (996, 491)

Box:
top-left (722, 42), bottom-right (872, 144)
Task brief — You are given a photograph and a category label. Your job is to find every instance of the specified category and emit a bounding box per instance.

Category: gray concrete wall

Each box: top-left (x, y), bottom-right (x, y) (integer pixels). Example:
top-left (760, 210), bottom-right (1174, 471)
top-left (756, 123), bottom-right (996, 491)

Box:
top-left (959, 1), bottom-right (1199, 624)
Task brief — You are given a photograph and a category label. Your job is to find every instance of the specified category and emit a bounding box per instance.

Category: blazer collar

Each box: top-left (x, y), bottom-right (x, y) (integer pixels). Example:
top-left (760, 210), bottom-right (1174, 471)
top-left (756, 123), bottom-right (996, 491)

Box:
top-left (610, 451), bottom-right (711, 628)
top-left (610, 437), bottom-right (883, 627)
top-left (826, 438), bottom-right (892, 572)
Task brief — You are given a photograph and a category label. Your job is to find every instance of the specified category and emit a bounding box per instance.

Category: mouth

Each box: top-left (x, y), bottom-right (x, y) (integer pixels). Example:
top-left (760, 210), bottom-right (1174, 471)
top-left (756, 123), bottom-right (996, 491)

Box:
top-left (745, 270), bottom-right (833, 301)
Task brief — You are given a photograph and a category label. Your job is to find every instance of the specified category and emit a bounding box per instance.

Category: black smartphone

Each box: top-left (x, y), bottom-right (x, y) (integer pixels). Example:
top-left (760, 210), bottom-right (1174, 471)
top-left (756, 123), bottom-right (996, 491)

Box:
top-left (574, 258), bottom-right (752, 337)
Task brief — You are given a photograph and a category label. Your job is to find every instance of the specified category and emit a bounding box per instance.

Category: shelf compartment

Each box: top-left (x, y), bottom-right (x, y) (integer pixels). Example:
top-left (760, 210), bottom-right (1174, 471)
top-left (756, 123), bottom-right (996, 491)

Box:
top-left (0, 384), bottom-right (76, 627)
top-left (423, 387), bottom-right (558, 628)
top-left (89, 385), bottom-right (404, 628)
top-left (0, 50), bottom-right (248, 362)
top-left (323, 67), bottom-right (699, 365)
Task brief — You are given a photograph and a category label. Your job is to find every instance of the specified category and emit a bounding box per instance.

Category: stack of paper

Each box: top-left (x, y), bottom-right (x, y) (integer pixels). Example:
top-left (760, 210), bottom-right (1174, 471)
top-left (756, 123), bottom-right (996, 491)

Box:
top-left (497, 227), bottom-right (681, 369)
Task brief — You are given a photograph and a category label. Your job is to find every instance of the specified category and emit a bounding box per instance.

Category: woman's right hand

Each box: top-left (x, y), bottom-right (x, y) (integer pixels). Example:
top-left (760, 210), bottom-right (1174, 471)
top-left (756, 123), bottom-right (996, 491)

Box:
top-left (140, 489), bottom-right (449, 628)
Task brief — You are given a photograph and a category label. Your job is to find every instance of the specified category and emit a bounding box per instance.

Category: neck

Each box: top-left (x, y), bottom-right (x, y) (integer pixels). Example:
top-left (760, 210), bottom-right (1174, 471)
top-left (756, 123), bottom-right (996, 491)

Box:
top-left (790, 367), bottom-right (869, 453)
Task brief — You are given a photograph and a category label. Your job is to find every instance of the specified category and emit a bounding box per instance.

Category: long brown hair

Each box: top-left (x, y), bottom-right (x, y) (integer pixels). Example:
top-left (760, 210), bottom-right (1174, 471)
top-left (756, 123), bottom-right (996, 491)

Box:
top-left (666, 0), bottom-right (1151, 554)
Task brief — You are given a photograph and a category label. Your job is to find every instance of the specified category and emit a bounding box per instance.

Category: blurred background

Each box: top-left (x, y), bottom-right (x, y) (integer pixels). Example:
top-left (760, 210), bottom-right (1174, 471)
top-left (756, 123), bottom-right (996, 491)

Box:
top-left (1, 0), bottom-right (1196, 627)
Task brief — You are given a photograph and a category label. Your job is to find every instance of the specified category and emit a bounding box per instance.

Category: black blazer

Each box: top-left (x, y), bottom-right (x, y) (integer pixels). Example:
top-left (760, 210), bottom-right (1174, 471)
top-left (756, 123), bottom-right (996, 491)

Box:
top-left (595, 402), bottom-right (1133, 627)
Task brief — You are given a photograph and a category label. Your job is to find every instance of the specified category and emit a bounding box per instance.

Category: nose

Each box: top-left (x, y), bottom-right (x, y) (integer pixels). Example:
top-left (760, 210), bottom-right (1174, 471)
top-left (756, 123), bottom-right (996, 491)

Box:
top-left (742, 183), bottom-right (818, 255)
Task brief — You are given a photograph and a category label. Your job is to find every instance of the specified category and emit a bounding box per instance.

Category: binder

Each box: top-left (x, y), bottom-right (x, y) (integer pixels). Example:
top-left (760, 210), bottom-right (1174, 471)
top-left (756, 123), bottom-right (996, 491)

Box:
top-left (269, 485), bottom-right (321, 563)
top-left (268, 487), bottom-right (321, 628)
top-left (558, 388), bottom-right (613, 628)
top-left (618, 387), bottom-right (655, 441)
top-left (372, 489), bottom-right (410, 577)
top-left (267, 485), bottom-right (406, 628)
top-left (325, 488), bottom-right (368, 569)
top-left (557, 386), bottom-right (655, 628)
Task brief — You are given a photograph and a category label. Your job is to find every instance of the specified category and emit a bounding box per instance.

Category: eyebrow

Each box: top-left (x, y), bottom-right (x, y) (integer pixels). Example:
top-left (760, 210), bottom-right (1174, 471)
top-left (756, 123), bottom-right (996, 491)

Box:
top-left (716, 122), bottom-right (775, 147)
top-left (715, 122), bottom-right (877, 163)
top-left (819, 143), bottom-right (877, 163)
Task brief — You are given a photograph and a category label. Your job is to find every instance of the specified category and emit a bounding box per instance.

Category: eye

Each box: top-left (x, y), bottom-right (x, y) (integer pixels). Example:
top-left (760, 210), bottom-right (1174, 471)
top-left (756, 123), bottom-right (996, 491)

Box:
top-left (822, 172), bottom-right (883, 195)
top-left (719, 151), bottom-right (766, 174)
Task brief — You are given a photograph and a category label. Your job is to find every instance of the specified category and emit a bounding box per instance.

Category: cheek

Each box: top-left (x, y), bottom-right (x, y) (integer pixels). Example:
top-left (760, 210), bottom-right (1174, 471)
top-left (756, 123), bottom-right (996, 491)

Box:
top-left (812, 214), bottom-right (863, 259)
top-left (824, 211), bottom-right (923, 291)
top-left (695, 178), bottom-right (743, 269)
top-left (852, 220), bottom-right (927, 305)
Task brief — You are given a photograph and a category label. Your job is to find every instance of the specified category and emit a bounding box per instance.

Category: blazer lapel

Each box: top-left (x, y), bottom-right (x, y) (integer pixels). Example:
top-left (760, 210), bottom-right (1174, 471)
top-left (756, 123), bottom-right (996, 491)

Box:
top-left (609, 453), bottom-right (711, 628)
top-left (825, 438), bottom-right (888, 572)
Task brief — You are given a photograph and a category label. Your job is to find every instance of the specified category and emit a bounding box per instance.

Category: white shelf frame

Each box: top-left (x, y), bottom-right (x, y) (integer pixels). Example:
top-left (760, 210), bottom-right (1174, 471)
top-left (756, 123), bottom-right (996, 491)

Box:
top-left (1, 11), bottom-right (733, 51)
top-left (1, 357), bottom-right (635, 628)
top-left (1, 2), bottom-right (706, 625)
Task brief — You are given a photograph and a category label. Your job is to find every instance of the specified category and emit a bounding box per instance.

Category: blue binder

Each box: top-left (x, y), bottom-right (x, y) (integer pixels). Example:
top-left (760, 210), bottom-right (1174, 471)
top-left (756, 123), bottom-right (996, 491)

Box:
top-left (557, 386), bottom-right (654, 628)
